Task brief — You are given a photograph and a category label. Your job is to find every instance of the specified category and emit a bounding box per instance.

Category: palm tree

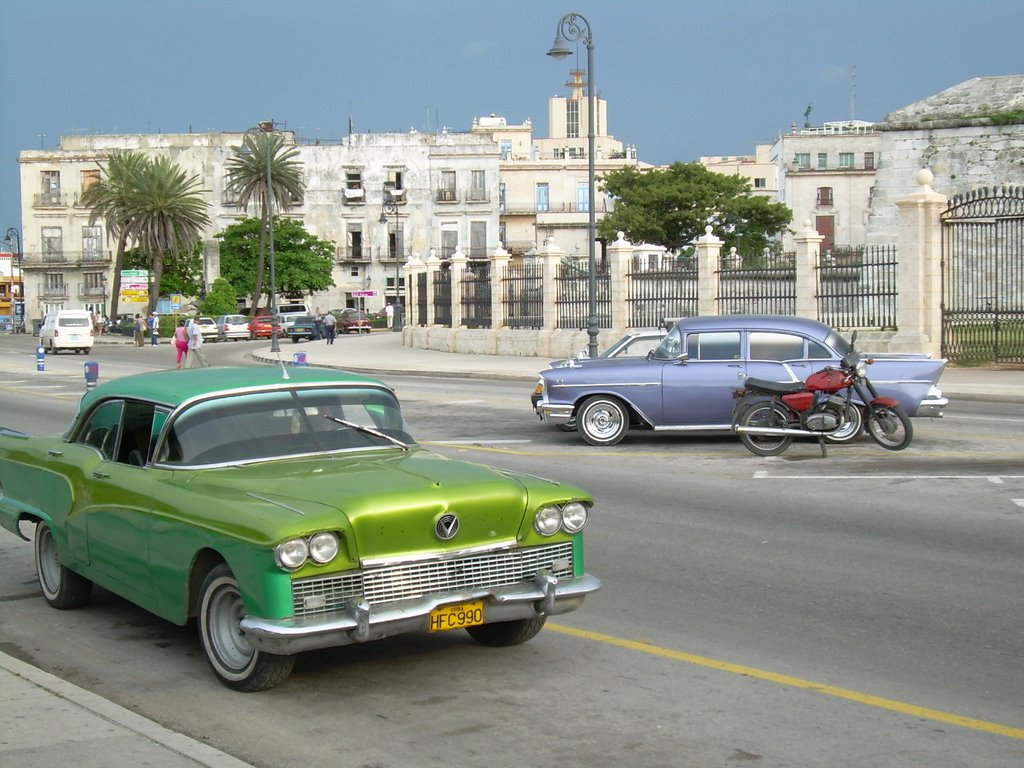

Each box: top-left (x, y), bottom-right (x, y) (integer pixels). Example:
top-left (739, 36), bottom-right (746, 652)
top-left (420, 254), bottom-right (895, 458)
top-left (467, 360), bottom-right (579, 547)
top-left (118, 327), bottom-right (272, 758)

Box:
top-left (121, 155), bottom-right (211, 314)
top-left (225, 131), bottom-right (304, 314)
top-left (79, 150), bottom-right (149, 321)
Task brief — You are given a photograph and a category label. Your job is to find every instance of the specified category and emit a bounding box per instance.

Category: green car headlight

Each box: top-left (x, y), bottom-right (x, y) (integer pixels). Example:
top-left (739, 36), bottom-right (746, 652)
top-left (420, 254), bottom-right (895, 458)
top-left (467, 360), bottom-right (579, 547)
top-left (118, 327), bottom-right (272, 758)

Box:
top-left (308, 531), bottom-right (340, 564)
top-left (561, 502), bottom-right (589, 533)
top-left (535, 505), bottom-right (562, 536)
top-left (276, 538), bottom-right (309, 570)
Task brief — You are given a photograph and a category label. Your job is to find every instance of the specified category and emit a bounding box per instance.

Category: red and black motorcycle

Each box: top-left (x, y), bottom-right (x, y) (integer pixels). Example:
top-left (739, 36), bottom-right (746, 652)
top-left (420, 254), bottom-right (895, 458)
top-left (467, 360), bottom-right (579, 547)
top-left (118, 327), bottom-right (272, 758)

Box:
top-left (731, 339), bottom-right (913, 456)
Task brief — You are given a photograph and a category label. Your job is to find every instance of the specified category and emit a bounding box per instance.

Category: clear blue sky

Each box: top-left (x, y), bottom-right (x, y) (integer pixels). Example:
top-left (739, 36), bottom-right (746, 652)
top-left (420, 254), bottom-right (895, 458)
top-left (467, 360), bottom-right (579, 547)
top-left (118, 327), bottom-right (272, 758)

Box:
top-left (2, 0), bottom-right (1021, 240)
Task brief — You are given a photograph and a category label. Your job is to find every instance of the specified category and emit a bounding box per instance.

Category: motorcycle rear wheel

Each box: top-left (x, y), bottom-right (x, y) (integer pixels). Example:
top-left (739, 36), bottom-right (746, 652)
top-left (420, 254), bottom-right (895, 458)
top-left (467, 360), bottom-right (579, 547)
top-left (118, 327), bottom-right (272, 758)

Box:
top-left (738, 402), bottom-right (793, 456)
top-left (866, 404), bottom-right (913, 450)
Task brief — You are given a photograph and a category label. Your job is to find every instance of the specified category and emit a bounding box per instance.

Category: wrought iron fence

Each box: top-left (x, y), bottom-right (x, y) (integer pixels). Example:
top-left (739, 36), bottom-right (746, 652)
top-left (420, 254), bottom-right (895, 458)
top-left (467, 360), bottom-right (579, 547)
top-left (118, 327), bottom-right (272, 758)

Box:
top-left (432, 269), bottom-right (452, 327)
top-left (816, 245), bottom-right (897, 330)
top-left (502, 262), bottom-right (543, 329)
top-left (716, 251), bottom-right (795, 315)
top-left (555, 259), bottom-right (611, 330)
top-left (460, 262), bottom-right (492, 328)
top-left (627, 254), bottom-right (698, 327)
top-left (415, 273), bottom-right (428, 326)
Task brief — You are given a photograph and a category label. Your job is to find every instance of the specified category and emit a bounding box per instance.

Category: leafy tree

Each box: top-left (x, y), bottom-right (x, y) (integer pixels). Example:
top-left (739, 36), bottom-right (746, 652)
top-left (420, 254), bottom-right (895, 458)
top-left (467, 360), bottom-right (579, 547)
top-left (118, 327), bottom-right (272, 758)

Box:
top-left (79, 150), bottom-right (150, 320)
top-left (202, 278), bottom-right (241, 316)
top-left (598, 163), bottom-right (792, 262)
top-left (225, 132), bottom-right (305, 314)
top-left (216, 217), bottom-right (335, 304)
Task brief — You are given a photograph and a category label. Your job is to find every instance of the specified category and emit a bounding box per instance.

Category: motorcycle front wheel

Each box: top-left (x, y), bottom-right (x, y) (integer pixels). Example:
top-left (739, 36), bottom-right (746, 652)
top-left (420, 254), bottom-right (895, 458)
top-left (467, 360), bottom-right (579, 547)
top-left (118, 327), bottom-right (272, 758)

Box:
top-left (866, 404), bottom-right (913, 450)
top-left (738, 402), bottom-right (793, 456)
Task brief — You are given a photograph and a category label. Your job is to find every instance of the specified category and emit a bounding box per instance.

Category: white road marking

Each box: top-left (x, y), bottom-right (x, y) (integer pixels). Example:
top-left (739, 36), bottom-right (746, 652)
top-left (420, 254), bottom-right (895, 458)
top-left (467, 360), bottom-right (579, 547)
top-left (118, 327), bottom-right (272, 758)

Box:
top-left (430, 439), bottom-right (533, 445)
top-left (945, 414), bottom-right (1024, 424)
top-left (1013, 499), bottom-right (1024, 508)
top-left (754, 471), bottom-right (1023, 483)
top-left (442, 399), bottom-right (488, 405)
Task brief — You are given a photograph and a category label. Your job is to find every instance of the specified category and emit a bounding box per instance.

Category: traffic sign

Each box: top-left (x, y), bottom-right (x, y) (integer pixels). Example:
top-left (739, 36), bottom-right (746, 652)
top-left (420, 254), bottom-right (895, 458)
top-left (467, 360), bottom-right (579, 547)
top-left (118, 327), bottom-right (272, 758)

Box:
top-left (352, 290), bottom-right (378, 297)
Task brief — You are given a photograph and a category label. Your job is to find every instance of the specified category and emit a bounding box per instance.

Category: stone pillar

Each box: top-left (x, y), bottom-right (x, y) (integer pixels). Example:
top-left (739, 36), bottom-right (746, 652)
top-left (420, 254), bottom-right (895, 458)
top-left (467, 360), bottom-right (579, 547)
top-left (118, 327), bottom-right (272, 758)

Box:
top-left (423, 249), bottom-right (440, 326)
top-left (491, 243), bottom-right (510, 328)
top-left (892, 169), bottom-right (946, 357)
top-left (449, 246), bottom-right (467, 328)
top-left (606, 232), bottom-right (633, 330)
top-left (695, 225), bottom-right (722, 317)
top-left (539, 236), bottom-right (565, 330)
top-left (404, 252), bottom-right (425, 326)
top-left (793, 219), bottom-right (824, 321)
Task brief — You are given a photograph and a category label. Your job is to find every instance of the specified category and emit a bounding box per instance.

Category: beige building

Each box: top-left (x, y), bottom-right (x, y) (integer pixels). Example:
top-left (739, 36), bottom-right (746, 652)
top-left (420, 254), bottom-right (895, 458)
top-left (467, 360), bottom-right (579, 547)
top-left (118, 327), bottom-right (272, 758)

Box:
top-left (769, 120), bottom-right (881, 253)
top-left (699, 143), bottom-right (778, 198)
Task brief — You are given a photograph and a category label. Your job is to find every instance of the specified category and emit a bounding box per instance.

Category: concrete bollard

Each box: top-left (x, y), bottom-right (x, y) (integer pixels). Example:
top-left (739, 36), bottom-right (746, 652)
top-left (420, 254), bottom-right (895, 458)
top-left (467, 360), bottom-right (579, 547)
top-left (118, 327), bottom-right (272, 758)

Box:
top-left (84, 361), bottom-right (99, 390)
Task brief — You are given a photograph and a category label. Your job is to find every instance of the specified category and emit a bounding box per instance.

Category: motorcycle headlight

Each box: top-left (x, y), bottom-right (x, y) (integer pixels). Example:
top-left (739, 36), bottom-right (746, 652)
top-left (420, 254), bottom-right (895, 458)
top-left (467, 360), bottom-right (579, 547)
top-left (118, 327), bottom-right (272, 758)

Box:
top-left (855, 360), bottom-right (867, 378)
top-left (308, 531), bottom-right (340, 564)
top-left (275, 538), bottom-right (309, 570)
top-left (561, 502), bottom-right (589, 533)
top-left (535, 505), bottom-right (562, 536)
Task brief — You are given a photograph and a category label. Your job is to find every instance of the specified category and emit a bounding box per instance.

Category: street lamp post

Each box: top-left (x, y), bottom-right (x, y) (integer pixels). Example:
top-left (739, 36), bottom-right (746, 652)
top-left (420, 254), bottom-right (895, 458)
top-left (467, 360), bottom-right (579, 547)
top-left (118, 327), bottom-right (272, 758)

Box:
top-left (379, 191), bottom-right (403, 332)
top-left (547, 12), bottom-right (599, 359)
top-left (244, 121), bottom-right (280, 352)
top-left (4, 226), bottom-right (22, 333)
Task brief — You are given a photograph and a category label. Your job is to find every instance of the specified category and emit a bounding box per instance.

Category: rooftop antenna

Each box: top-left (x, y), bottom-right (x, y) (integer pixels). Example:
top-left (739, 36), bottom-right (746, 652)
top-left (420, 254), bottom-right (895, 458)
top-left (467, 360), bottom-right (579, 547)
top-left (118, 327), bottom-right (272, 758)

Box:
top-left (850, 64), bottom-right (857, 121)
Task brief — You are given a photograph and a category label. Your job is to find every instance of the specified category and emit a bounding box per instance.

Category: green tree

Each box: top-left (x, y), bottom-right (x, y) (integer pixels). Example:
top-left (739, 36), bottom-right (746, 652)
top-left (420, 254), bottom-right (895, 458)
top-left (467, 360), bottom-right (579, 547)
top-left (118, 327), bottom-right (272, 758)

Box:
top-left (225, 131), bottom-right (305, 314)
top-left (79, 150), bottom-right (149, 320)
top-left (121, 155), bottom-right (211, 314)
top-left (215, 217), bottom-right (335, 303)
top-left (598, 163), bottom-right (792, 262)
top-left (202, 277), bottom-right (241, 316)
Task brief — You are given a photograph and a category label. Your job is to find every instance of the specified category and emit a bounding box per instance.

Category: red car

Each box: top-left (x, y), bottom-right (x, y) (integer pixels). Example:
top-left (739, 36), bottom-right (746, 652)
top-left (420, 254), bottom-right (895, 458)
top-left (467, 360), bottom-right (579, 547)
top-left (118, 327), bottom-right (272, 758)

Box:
top-left (336, 308), bottom-right (372, 334)
top-left (248, 315), bottom-right (279, 339)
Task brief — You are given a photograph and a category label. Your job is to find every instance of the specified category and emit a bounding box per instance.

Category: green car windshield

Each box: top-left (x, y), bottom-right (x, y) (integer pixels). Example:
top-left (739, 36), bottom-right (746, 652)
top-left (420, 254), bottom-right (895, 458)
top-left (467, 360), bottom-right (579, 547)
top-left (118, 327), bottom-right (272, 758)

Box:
top-left (157, 386), bottom-right (414, 467)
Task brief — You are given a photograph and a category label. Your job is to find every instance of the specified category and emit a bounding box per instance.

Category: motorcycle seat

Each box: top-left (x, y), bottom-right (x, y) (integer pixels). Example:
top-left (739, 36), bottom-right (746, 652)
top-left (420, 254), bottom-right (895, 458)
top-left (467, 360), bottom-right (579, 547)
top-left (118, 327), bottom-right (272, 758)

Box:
top-left (743, 377), bottom-right (806, 395)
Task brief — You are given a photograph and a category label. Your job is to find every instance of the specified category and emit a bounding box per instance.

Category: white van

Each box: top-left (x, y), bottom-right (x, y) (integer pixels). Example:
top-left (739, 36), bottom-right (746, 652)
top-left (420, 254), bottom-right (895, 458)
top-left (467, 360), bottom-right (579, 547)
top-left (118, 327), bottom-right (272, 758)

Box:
top-left (39, 310), bottom-right (95, 354)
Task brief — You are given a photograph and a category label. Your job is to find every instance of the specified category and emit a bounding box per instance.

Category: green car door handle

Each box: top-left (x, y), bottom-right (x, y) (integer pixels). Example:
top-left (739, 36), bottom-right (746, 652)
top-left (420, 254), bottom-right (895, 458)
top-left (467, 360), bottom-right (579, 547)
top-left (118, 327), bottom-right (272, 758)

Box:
top-left (92, 470), bottom-right (110, 479)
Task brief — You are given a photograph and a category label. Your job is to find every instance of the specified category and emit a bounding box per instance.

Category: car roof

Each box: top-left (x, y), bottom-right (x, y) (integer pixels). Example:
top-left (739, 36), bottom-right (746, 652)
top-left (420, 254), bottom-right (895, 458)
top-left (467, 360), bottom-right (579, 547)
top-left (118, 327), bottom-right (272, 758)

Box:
top-left (672, 314), bottom-right (834, 341)
top-left (77, 366), bottom-right (390, 414)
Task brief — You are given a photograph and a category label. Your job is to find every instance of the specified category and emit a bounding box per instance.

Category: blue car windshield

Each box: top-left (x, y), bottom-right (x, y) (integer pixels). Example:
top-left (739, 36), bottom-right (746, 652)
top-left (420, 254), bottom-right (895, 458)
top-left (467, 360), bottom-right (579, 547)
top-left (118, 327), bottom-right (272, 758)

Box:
top-left (652, 326), bottom-right (684, 360)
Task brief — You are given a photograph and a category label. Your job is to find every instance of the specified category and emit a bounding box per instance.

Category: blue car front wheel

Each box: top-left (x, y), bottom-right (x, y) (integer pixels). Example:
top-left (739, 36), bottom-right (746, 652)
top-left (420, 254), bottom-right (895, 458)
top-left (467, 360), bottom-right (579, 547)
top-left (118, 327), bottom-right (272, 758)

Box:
top-left (577, 396), bottom-right (629, 446)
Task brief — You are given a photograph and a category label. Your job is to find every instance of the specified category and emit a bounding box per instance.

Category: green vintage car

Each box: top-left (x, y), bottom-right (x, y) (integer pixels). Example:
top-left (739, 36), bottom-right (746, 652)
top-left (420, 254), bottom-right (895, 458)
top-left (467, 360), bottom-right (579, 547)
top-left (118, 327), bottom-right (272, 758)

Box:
top-left (0, 366), bottom-right (599, 691)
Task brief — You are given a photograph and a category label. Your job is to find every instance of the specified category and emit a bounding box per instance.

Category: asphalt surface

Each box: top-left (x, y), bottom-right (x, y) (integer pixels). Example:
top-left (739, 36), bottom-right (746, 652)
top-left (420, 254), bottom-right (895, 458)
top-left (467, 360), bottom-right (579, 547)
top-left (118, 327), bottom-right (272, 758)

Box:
top-left (1, 330), bottom-right (1020, 768)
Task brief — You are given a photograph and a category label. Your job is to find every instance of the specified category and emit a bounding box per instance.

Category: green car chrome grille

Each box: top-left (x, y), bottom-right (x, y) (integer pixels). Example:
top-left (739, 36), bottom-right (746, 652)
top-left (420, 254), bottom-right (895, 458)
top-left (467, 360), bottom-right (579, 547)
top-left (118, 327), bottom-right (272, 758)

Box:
top-left (292, 542), bottom-right (575, 617)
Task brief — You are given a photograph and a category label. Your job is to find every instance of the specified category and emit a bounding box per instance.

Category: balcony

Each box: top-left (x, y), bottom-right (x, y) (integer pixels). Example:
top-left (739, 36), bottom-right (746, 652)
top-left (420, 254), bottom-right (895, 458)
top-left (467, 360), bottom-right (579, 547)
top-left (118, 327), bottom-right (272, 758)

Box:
top-left (41, 284), bottom-right (69, 299)
top-left (79, 284), bottom-right (107, 299)
top-left (34, 192), bottom-right (68, 208)
top-left (21, 250), bottom-right (114, 269)
top-left (466, 188), bottom-right (489, 203)
top-left (343, 188), bottom-right (366, 205)
top-left (435, 189), bottom-right (459, 203)
top-left (336, 245), bottom-right (372, 263)
top-left (378, 247), bottom-right (412, 264)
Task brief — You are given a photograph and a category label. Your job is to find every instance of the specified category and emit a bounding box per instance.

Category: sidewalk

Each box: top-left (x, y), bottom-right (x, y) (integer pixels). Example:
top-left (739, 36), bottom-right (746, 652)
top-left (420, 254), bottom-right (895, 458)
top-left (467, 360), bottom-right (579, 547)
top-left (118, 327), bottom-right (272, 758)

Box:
top-left (250, 330), bottom-right (1024, 404)
top-left (0, 651), bottom-right (254, 768)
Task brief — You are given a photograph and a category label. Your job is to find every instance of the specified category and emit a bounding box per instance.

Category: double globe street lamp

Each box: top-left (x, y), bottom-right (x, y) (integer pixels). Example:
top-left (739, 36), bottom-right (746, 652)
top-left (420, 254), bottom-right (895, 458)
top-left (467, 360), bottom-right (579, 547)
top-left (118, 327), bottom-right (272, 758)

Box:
top-left (379, 191), bottom-right (403, 332)
top-left (243, 121), bottom-right (281, 352)
top-left (4, 226), bottom-right (23, 333)
top-left (547, 11), bottom-right (599, 360)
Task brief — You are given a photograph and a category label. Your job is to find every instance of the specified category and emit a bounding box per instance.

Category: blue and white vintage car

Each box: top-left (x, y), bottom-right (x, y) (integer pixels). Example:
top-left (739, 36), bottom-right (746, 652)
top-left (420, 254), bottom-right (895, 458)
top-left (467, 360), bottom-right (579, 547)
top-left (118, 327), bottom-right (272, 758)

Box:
top-left (532, 315), bottom-right (948, 446)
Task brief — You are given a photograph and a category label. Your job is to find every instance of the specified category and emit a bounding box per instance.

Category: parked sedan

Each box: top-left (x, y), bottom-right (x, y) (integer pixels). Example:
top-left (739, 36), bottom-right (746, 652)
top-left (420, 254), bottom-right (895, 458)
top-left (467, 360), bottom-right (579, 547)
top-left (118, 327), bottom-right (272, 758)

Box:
top-left (533, 315), bottom-right (948, 446)
top-left (548, 328), bottom-right (668, 369)
top-left (0, 367), bottom-right (599, 691)
top-left (216, 314), bottom-right (249, 342)
top-left (286, 314), bottom-right (318, 343)
top-left (196, 316), bottom-right (219, 342)
top-left (336, 308), bottom-right (371, 334)
top-left (248, 315), bottom-right (279, 340)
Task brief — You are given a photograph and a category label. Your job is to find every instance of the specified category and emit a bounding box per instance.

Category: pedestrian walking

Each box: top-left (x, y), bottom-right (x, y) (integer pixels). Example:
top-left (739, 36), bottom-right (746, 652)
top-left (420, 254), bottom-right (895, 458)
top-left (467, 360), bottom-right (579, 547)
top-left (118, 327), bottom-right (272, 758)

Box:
top-left (323, 311), bottom-right (336, 344)
top-left (384, 303), bottom-right (394, 329)
top-left (313, 306), bottom-right (324, 340)
top-left (186, 317), bottom-right (211, 368)
top-left (149, 311), bottom-right (160, 346)
top-left (173, 319), bottom-right (189, 368)
top-left (134, 314), bottom-right (146, 347)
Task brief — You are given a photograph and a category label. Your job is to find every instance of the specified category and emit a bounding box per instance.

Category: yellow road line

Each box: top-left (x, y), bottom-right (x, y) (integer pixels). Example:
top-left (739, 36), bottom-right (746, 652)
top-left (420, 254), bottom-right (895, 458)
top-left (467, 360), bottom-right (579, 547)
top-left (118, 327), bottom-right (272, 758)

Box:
top-left (548, 623), bottom-right (1024, 741)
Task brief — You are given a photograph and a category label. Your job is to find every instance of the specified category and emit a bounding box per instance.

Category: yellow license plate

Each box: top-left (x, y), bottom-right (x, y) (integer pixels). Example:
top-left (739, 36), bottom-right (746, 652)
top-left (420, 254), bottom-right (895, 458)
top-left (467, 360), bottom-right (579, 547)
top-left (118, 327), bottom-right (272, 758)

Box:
top-left (428, 601), bottom-right (485, 632)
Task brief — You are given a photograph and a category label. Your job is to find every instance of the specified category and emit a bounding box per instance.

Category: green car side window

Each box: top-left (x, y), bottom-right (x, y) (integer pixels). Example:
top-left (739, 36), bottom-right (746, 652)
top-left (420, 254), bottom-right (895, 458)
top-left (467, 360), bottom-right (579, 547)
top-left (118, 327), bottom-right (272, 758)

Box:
top-left (77, 400), bottom-right (125, 461)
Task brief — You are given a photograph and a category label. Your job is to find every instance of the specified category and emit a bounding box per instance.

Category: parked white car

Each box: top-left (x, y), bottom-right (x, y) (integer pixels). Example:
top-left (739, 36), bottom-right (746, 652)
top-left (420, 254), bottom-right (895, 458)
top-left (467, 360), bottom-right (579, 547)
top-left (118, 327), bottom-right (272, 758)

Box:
top-left (215, 314), bottom-right (249, 341)
top-left (39, 309), bottom-right (94, 354)
top-left (196, 317), bottom-right (219, 342)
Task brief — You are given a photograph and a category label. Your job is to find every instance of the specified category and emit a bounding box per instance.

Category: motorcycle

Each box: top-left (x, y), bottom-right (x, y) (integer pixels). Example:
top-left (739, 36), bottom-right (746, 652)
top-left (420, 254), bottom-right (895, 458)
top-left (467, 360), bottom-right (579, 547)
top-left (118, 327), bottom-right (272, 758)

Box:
top-left (731, 335), bottom-right (913, 456)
